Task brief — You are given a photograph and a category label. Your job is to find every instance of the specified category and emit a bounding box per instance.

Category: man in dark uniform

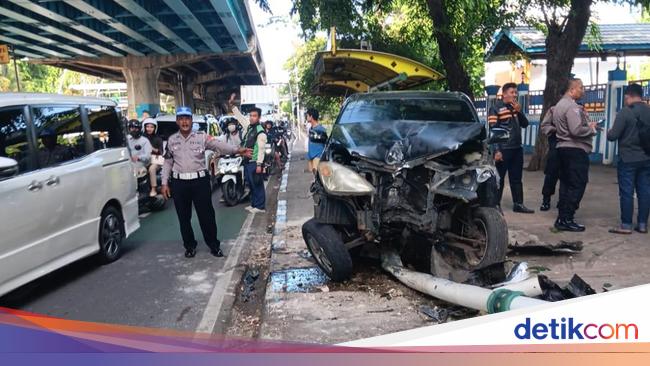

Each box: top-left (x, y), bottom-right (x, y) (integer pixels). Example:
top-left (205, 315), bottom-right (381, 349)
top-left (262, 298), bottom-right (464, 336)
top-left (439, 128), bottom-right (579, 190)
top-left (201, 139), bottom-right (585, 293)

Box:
top-left (161, 107), bottom-right (252, 258)
top-left (488, 82), bottom-right (535, 214)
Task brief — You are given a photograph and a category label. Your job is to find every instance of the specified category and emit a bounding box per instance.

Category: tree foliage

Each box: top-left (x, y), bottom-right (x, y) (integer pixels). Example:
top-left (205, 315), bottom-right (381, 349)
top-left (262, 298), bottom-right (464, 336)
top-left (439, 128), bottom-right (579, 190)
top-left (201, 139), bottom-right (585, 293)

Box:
top-left (290, 0), bottom-right (518, 99)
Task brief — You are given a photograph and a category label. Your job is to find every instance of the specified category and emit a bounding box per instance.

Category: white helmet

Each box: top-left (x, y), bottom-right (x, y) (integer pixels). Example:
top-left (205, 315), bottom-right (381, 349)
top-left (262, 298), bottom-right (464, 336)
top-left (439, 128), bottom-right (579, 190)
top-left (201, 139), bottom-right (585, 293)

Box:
top-left (142, 118), bottom-right (158, 133)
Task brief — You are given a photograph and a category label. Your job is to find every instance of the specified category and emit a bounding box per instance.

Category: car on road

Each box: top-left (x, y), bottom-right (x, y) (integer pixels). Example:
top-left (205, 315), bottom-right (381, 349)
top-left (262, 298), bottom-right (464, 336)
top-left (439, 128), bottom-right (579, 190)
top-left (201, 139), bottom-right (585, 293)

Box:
top-left (0, 93), bottom-right (140, 297)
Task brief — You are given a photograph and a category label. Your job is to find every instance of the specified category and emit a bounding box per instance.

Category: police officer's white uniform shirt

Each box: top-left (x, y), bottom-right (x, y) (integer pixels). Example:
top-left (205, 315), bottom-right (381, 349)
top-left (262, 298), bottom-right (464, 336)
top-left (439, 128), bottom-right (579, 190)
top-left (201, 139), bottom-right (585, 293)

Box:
top-left (162, 131), bottom-right (238, 185)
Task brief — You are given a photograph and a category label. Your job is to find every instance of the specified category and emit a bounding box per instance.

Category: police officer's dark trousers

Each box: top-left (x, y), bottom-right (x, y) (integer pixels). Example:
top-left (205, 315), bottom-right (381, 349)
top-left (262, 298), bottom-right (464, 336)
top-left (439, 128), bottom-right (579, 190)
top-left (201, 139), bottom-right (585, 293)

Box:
top-left (170, 176), bottom-right (220, 251)
top-left (495, 147), bottom-right (525, 205)
top-left (557, 147), bottom-right (590, 220)
top-left (542, 135), bottom-right (560, 200)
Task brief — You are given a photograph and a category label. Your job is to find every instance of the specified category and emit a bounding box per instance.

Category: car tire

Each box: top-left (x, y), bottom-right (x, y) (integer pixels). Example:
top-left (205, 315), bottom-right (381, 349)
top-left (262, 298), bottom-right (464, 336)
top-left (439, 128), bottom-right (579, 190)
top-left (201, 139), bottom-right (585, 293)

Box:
top-left (98, 206), bottom-right (124, 264)
top-left (468, 207), bottom-right (508, 269)
top-left (302, 218), bottom-right (353, 282)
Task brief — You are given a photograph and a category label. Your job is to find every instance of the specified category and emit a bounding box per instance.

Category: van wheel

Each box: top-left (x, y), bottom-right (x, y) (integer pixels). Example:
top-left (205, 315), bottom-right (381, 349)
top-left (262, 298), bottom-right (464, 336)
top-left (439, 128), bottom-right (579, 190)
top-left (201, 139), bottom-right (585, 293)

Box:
top-left (98, 206), bottom-right (124, 264)
top-left (302, 218), bottom-right (353, 282)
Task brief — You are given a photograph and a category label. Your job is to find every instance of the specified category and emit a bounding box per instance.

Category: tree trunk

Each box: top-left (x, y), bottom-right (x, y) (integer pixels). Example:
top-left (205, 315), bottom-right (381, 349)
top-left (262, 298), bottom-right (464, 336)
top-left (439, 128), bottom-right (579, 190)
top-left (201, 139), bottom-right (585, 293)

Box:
top-left (427, 0), bottom-right (474, 100)
top-left (527, 0), bottom-right (593, 170)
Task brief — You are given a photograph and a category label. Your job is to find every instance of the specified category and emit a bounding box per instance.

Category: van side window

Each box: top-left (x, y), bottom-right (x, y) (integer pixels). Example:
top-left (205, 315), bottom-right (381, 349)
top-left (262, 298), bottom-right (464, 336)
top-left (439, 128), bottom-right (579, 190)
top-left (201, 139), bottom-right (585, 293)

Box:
top-left (86, 105), bottom-right (126, 150)
top-left (0, 107), bottom-right (36, 176)
top-left (32, 106), bottom-right (85, 169)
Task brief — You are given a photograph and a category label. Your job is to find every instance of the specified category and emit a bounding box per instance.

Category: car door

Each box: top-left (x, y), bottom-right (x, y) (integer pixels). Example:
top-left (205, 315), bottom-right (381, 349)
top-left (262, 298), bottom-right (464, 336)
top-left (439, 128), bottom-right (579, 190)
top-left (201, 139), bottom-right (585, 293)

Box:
top-left (0, 105), bottom-right (58, 294)
top-left (30, 105), bottom-right (102, 261)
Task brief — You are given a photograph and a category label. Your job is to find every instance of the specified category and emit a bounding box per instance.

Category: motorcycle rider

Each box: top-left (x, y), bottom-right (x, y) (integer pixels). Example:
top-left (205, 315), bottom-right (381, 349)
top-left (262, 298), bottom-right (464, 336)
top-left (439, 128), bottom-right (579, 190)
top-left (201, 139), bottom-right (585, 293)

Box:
top-left (127, 119), bottom-right (152, 168)
top-left (219, 118), bottom-right (242, 148)
top-left (487, 83), bottom-right (535, 214)
top-left (143, 118), bottom-right (163, 197)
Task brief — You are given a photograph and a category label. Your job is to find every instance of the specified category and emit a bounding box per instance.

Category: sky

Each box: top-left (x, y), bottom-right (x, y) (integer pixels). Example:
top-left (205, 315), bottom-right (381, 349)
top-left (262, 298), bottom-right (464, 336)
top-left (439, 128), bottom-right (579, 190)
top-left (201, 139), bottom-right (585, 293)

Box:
top-left (248, 0), bottom-right (644, 84)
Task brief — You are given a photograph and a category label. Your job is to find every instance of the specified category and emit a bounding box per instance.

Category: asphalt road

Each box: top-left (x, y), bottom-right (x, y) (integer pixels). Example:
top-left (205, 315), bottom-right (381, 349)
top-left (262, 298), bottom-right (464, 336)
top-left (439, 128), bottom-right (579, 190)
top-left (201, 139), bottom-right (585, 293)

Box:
top-left (0, 188), bottom-right (249, 332)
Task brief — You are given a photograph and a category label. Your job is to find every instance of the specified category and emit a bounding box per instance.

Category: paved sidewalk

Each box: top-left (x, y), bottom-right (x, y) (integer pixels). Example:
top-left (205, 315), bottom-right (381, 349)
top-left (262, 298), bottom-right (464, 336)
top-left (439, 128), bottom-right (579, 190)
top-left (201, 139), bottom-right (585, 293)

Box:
top-left (502, 162), bottom-right (650, 290)
top-left (259, 139), bottom-right (650, 343)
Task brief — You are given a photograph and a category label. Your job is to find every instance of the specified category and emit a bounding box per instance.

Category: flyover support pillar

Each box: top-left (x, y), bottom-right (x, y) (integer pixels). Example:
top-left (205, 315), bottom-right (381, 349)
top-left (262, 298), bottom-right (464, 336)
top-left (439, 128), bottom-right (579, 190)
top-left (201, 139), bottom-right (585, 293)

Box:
top-left (123, 65), bottom-right (160, 119)
top-left (173, 74), bottom-right (196, 112)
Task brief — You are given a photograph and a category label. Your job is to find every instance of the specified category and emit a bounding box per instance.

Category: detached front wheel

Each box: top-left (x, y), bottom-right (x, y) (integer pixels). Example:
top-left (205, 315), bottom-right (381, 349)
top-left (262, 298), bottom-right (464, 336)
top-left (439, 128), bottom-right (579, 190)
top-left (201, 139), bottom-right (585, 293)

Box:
top-left (302, 218), bottom-right (353, 282)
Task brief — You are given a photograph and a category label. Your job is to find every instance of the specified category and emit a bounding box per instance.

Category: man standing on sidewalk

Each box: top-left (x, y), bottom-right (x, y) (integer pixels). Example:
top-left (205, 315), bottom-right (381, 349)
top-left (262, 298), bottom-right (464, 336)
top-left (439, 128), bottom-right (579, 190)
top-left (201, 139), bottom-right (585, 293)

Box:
top-left (306, 108), bottom-right (327, 174)
top-left (233, 106), bottom-right (267, 213)
top-left (607, 83), bottom-right (650, 234)
top-left (487, 82), bottom-right (534, 214)
top-left (553, 78), bottom-right (598, 232)
top-left (161, 107), bottom-right (252, 258)
top-left (539, 106), bottom-right (558, 211)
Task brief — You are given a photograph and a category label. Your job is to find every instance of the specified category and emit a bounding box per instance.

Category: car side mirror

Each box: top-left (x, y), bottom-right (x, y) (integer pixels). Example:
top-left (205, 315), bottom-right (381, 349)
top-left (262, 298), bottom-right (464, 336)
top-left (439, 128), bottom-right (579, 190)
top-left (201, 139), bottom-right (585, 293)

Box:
top-left (488, 127), bottom-right (510, 145)
top-left (0, 157), bottom-right (19, 180)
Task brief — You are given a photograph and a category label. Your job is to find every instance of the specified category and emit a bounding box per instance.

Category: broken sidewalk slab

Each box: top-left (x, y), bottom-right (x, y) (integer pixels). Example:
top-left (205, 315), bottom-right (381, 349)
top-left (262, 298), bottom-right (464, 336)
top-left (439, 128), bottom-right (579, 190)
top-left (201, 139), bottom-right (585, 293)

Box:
top-left (269, 267), bottom-right (329, 293)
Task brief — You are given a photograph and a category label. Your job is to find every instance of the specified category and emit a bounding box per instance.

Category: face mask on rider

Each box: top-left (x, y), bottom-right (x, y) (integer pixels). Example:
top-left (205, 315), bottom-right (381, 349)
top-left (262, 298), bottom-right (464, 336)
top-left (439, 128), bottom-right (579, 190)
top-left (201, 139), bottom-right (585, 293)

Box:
top-left (228, 125), bottom-right (237, 133)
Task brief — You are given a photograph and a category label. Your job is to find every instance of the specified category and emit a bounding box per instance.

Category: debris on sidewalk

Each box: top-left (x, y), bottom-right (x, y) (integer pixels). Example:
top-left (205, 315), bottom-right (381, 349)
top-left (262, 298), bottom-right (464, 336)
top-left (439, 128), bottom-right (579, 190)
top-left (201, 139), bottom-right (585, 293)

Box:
top-left (420, 305), bottom-right (448, 323)
top-left (508, 229), bottom-right (583, 255)
top-left (508, 240), bottom-right (583, 255)
top-left (538, 274), bottom-right (596, 301)
top-left (241, 268), bottom-right (260, 303)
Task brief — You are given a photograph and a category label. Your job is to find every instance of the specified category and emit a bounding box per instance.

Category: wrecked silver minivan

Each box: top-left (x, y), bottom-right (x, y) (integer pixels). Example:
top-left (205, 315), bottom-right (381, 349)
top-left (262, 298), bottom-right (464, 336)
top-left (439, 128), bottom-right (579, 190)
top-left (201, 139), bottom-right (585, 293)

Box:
top-left (303, 91), bottom-right (510, 281)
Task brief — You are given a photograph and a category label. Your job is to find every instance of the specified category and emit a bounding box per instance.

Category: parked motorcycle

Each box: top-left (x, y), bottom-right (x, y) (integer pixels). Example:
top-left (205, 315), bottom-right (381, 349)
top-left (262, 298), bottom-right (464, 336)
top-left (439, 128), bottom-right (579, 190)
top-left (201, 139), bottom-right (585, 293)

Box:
top-left (217, 155), bottom-right (246, 206)
top-left (303, 91), bottom-right (509, 282)
top-left (135, 164), bottom-right (166, 212)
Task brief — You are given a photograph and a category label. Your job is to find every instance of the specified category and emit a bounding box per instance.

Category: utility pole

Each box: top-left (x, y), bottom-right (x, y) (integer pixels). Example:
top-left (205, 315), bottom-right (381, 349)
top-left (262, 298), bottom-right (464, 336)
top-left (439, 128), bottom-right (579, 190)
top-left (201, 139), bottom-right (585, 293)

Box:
top-left (11, 46), bottom-right (21, 92)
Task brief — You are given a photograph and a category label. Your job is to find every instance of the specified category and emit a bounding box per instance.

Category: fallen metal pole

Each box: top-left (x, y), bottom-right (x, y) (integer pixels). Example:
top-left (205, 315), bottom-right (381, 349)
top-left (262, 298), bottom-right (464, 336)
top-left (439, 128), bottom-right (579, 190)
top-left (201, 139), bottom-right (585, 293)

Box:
top-left (381, 250), bottom-right (547, 313)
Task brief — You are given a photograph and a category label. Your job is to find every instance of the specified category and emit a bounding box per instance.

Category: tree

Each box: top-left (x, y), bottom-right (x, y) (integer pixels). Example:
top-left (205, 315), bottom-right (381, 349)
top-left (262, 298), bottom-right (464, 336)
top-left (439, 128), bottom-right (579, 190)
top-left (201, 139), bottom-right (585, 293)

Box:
top-left (290, 0), bottom-right (517, 99)
top-left (525, 0), bottom-right (650, 170)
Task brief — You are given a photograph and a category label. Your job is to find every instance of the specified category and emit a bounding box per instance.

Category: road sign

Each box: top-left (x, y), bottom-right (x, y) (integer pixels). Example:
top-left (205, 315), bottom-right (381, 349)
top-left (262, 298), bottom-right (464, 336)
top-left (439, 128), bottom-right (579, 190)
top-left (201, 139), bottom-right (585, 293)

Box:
top-left (0, 45), bottom-right (10, 64)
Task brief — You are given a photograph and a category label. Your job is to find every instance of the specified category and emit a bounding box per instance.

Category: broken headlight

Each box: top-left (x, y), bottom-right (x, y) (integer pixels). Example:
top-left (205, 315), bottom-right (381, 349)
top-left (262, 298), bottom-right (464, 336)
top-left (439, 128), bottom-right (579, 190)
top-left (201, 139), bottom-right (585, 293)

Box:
top-left (318, 161), bottom-right (374, 196)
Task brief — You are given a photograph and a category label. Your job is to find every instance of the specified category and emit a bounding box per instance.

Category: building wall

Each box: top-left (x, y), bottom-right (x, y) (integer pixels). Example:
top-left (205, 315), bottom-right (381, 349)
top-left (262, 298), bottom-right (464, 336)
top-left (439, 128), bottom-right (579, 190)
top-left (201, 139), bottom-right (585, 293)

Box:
top-left (485, 56), bottom-right (650, 89)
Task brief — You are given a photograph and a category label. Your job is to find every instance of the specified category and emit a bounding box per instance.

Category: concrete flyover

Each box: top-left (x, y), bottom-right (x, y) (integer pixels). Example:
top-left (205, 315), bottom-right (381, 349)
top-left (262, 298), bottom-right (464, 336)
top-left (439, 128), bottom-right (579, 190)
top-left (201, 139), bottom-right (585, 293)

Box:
top-left (0, 0), bottom-right (266, 117)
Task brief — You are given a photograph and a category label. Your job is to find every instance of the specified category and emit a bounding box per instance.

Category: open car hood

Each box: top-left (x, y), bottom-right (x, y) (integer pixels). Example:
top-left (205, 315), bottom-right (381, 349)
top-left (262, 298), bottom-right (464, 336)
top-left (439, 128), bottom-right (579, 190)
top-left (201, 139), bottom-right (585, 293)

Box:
top-left (330, 120), bottom-right (485, 163)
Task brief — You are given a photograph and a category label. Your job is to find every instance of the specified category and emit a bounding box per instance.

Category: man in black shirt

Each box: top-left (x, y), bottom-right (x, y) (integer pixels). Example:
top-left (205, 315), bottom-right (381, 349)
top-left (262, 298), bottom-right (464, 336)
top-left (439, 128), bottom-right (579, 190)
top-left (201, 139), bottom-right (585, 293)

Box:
top-left (488, 83), bottom-right (535, 214)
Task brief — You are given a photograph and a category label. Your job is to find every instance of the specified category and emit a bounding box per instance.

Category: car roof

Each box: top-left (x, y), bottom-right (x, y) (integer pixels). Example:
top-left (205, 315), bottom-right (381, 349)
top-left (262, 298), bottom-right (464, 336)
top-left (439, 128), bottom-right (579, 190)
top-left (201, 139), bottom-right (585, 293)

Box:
top-left (0, 92), bottom-right (117, 108)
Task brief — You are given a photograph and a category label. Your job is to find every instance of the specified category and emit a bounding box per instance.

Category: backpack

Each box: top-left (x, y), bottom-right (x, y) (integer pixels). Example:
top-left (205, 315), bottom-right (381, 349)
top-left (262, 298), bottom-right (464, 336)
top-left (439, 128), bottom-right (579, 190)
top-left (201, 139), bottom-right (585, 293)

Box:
top-left (632, 104), bottom-right (650, 156)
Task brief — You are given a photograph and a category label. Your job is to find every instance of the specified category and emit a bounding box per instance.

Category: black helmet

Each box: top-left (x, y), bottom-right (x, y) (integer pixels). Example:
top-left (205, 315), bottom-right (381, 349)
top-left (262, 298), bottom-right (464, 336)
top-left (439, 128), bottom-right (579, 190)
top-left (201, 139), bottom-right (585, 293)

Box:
top-left (128, 119), bottom-right (142, 138)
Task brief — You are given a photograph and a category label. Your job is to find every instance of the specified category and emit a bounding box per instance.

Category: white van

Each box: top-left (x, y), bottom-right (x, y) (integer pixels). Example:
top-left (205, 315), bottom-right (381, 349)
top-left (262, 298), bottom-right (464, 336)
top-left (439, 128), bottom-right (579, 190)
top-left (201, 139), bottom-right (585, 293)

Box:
top-left (0, 93), bottom-right (139, 297)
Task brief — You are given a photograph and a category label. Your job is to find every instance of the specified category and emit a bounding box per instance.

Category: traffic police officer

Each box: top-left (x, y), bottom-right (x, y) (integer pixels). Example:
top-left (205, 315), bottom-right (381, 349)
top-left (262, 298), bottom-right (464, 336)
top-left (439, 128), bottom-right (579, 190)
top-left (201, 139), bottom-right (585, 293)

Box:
top-left (161, 107), bottom-right (252, 258)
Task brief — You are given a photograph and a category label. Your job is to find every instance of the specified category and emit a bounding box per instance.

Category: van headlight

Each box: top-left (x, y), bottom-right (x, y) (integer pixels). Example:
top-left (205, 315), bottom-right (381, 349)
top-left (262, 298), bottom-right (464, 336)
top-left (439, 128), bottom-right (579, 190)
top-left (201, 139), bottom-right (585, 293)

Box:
top-left (317, 161), bottom-right (374, 196)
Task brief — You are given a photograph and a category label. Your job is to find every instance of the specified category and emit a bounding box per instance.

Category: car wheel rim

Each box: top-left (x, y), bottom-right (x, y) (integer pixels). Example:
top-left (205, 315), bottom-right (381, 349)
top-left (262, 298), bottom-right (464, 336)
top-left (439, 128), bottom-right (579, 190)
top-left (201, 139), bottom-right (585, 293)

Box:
top-left (102, 214), bottom-right (121, 257)
top-left (463, 218), bottom-right (488, 266)
top-left (306, 233), bottom-right (333, 273)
